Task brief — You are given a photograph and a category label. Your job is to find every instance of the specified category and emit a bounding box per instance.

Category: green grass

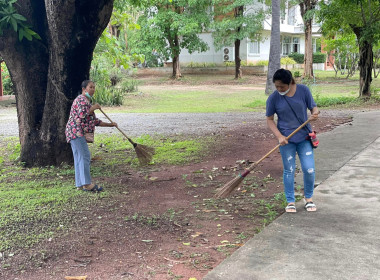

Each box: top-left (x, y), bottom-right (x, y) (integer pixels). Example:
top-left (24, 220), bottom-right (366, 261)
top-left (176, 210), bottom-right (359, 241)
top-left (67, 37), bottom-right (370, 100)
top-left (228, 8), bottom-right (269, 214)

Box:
top-left (0, 134), bottom-right (211, 252)
top-left (110, 71), bottom-right (380, 113)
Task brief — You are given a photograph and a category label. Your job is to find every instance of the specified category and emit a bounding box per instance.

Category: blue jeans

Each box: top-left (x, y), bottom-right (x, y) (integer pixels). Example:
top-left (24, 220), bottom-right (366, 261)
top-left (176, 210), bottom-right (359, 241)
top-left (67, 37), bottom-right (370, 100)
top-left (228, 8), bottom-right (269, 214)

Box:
top-left (279, 140), bottom-right (315, 203)
top-left (70, 136), bottom-right (91, 187)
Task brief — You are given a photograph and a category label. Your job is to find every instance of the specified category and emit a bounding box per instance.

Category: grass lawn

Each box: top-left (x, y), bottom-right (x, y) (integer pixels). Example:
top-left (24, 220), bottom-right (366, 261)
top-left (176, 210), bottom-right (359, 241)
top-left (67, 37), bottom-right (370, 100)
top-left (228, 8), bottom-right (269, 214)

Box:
top-left (108, 70), bottom-right (380, 113)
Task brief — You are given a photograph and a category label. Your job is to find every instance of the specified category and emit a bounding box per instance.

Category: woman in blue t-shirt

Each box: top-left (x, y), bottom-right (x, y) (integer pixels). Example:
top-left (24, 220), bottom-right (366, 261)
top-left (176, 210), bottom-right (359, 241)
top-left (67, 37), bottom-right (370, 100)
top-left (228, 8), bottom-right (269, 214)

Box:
top-left (266, 69), bottom-right (320, 213)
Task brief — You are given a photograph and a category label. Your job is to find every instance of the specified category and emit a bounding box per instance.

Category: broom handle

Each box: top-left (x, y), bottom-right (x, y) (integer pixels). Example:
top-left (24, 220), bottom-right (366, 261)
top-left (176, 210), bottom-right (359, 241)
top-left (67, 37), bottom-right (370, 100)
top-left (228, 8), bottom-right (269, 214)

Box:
top-left (99, 108), bottom-right (136, 146)
top-left (247, 118), bottom-right (312, 172)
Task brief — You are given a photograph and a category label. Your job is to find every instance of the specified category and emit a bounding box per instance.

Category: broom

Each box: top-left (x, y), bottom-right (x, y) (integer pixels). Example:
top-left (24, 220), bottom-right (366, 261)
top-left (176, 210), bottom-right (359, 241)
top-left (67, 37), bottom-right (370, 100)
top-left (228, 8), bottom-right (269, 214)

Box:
top-left (214, 118), bottom-right (313, 198)
top-left (99, 108), bottom-right (155, 165)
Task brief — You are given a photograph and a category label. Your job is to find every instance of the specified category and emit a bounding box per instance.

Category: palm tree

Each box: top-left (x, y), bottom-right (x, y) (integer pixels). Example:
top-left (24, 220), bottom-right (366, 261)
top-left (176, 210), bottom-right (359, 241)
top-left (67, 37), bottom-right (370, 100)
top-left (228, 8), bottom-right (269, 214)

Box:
top-left (265, 0), bottom-right (281, 95)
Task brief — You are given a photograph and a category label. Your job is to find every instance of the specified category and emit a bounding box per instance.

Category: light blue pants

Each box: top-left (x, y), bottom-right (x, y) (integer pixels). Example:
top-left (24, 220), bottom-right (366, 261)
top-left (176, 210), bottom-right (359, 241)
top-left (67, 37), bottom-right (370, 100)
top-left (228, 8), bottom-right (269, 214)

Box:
top-left (279, 140), bottom-right (315, 203)
top-left (70, 136), bottom-right (91, 187)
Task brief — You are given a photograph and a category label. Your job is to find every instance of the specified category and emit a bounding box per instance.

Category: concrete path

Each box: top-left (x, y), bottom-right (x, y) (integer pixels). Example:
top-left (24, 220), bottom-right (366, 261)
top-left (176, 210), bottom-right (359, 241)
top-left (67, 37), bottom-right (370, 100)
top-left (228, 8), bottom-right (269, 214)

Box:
top-left (204, 110), bottom-right (380, 280)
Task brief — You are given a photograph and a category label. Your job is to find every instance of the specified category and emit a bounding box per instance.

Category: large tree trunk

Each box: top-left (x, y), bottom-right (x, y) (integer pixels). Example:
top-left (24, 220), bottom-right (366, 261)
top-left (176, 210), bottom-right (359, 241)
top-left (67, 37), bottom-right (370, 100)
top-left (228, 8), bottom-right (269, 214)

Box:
top-left (300, 0), bottom-right (316, 78)
top-left (265, 0), bottom-right (281, 95)
top-left (0, 0), bottom-right (114, 167)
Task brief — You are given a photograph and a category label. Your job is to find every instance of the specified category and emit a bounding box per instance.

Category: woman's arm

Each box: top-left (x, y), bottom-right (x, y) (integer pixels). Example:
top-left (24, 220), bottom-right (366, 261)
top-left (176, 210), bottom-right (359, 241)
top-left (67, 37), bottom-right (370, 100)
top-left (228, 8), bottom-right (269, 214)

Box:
top-left (98, 121), bottom-right (117, 128)
top-left (267, 115), bottom-right (288, 145)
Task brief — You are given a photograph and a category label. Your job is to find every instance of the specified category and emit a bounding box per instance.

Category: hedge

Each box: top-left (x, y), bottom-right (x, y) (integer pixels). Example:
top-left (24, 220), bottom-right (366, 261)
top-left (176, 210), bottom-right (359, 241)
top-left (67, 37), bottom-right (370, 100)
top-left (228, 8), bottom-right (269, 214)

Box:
top-left (288, 52), bottom-right (327, 64)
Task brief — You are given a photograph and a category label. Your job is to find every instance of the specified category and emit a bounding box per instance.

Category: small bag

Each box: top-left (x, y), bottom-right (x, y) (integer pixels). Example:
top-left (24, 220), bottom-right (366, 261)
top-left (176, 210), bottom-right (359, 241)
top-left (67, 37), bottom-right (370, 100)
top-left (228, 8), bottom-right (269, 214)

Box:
top-left (308, 131), bottom-right (319, 149)
top-left (84, 132), bottom-right (94, 143)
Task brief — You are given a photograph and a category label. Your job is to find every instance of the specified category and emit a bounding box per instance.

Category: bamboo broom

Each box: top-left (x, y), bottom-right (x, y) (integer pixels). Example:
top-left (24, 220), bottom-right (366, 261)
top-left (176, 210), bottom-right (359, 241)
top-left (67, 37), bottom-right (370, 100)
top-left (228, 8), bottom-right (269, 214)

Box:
top-left (214, 118), bottom-right (312, 198)
top-left (99, 108), bottom-right (155, 165)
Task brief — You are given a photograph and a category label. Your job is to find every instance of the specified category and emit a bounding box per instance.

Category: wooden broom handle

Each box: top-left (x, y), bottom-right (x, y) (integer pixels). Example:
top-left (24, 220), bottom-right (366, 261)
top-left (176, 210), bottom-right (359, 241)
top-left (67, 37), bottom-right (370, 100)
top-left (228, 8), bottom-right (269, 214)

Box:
top-left (98, 108), bottom-right (136, 145)
top-left (247, 118), bottom-right (312, 172)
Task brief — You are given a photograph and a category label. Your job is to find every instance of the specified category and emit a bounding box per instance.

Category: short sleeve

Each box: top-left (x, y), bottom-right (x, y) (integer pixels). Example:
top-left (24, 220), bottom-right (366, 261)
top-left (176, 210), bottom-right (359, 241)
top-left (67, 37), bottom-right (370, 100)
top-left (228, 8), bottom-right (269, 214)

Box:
top-left (266, 93), bottom-right (276, 117)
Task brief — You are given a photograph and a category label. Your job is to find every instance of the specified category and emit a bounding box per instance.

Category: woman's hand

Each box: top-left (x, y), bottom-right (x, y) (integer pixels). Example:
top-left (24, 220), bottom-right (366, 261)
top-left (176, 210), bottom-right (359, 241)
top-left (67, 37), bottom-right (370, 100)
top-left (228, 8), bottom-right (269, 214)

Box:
top-left (110, 122), bottom-right (118, 128)
top-left (310, 107), bottom-right (320, 121)
top-left (278, 135), bottom-right (288, 146)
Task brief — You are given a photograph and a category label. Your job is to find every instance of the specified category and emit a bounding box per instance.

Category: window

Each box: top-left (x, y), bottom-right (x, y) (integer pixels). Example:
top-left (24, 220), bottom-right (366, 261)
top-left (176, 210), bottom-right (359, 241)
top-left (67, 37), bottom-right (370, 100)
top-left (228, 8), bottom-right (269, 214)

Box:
top-left (248, 40), bottom-right (260, 55)
top-left (287, 6), bottom-right (296, 25)
top-left (282, 36), bottom-right (292, 55)
top-left (312, 38), bottom-right (317, 52)
top-left (292, 37), bottom-right (300, 53)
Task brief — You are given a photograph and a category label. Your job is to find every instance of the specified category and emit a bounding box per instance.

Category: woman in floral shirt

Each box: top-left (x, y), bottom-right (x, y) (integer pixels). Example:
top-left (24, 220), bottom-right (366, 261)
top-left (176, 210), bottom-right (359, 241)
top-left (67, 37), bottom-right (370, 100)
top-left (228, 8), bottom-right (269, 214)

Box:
top-left (66, 80), bottom-right (117, 192)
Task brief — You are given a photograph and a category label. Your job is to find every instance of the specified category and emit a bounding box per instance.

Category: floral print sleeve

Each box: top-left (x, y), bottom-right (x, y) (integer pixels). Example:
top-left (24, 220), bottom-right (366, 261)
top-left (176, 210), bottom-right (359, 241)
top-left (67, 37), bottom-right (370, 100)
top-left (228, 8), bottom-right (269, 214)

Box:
top-left (65, 95), bottom-right (101, 143)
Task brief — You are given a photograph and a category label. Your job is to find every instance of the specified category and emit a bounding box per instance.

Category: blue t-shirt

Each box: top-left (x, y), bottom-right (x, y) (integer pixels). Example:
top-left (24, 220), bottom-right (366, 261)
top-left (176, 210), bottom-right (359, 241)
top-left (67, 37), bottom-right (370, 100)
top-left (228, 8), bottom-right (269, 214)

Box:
top-left (266, 84), bottom-right (316, 143)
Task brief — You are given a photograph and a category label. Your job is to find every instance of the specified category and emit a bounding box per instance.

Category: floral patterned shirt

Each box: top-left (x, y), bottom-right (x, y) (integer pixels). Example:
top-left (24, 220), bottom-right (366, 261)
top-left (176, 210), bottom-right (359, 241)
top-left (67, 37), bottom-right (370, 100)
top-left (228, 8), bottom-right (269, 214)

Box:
top-left (65, 95), bottom-right (101, 143)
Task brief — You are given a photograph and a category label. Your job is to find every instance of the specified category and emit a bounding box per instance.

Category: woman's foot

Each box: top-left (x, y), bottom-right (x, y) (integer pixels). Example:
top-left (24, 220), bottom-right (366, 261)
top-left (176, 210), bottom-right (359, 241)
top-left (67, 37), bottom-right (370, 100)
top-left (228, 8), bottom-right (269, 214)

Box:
top-left (304, 199), bottom-right (317, 211)
top-left (285, 203), bottom-right (297, 213)
top-left (83, 184), bottom-right (103, 192)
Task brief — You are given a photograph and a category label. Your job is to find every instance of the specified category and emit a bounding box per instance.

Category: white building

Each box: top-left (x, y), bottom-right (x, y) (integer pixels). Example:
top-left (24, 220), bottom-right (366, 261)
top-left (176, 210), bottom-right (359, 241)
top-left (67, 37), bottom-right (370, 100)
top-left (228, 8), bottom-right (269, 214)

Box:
top-left (179, 2), bottom-right (321, 65)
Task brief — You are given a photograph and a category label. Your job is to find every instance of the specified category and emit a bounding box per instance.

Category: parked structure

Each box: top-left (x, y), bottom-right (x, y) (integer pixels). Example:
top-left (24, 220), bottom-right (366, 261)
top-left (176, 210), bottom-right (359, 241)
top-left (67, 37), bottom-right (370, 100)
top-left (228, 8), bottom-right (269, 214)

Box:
top-left (179, 2), bottom-right (322, 67)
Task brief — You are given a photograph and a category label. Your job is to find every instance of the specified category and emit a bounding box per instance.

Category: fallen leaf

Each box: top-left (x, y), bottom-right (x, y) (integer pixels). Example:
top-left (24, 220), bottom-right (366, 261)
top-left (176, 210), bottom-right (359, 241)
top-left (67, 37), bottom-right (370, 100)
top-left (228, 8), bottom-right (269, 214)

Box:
top-left (183, 242), bottom-right (190, 246)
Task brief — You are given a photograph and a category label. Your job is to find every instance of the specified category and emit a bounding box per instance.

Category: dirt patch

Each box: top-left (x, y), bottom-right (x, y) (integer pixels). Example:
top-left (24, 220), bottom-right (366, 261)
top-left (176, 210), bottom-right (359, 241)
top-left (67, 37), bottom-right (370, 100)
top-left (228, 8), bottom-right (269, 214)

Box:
top-left (1, 115), bottom-right (352, 280)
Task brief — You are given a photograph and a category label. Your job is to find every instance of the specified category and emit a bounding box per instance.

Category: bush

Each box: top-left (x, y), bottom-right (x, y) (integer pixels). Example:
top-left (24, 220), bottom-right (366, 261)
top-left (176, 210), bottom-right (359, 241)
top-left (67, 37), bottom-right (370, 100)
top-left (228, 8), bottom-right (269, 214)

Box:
top-left (255, 60), bottom-right (269, 66)
top-left (288, 53), bottom-right (304, 64)
top-left (281, 57), bottom-right (297, 65)
top-left (288, 52), bottom-right (327, 64)
top-left (313, 52), bottom-right (327, 63)
top-left (90, 64), bottom-right (137, 106)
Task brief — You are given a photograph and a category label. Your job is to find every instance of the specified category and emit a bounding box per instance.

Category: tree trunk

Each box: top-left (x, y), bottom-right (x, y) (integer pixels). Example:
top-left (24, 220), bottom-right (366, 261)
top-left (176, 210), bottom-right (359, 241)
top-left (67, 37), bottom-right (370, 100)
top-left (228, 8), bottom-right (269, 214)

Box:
top-left (352, 27), bottom-right (373, 97)
top-left (265, 0), bottom-right (281, 95)
top-left (234, 6), bottom-right (244, 79)
top-left (0, 0), bottom-right (114, 167)
top-left (234, 39), bottom-right (242, 79)
top-left (171, 34), bottom-right (182, 79)
top-left (357, 40), bottom-right (373, 97)
top-left (300, 0), bottom-right (316, 78)
top-left (172, 54), bottom-right (181, 79)
top-left (303, 20), bottom-right (314, 78)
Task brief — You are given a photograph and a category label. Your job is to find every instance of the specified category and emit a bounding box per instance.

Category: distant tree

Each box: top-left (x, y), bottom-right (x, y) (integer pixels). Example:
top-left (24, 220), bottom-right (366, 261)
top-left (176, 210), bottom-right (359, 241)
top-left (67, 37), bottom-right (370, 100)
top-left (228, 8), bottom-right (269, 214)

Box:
top-left (318, 0), bottom-right (380, 97)
top-left (212, 0), bottom-right (266, 79)
top-left (323, 33), bottom-right (359, 78)
top-left (299, 0), bottom-right (318, 78)
top-left (128, 0), bottom-right (212, 79)
top-left (0, 0), bottom-right (114, 167)
top-left (265, 0), bottom-right (281, 94)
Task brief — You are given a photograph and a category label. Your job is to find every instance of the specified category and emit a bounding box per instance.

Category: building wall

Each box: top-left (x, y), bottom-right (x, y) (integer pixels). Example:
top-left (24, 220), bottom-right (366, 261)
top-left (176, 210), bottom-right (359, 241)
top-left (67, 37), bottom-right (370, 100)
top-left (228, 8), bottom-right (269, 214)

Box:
top-left (179, 2), bottom-right (321, 65)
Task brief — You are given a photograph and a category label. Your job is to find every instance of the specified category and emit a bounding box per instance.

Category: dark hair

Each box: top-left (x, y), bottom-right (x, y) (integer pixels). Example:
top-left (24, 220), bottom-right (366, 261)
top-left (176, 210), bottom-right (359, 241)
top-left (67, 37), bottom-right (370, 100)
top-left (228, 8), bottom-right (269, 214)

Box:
top-left (81, 80), bottom-right (94, 89)
top-left (272, 69), bottom-right (295, 85)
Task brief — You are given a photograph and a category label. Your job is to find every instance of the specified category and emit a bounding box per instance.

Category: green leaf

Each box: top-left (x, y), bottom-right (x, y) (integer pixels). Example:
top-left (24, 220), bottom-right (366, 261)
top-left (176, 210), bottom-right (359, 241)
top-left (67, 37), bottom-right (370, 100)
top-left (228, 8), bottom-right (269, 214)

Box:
top-left (10, 16), bottom-right (17, 31)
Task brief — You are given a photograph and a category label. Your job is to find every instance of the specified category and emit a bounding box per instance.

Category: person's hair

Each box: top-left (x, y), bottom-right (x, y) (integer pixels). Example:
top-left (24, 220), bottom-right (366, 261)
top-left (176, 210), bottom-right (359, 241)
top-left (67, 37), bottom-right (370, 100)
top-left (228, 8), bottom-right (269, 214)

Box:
top-left (81, 80), bottom-right (94, 90)
top-left (272, 69), bottom-right (295, 85)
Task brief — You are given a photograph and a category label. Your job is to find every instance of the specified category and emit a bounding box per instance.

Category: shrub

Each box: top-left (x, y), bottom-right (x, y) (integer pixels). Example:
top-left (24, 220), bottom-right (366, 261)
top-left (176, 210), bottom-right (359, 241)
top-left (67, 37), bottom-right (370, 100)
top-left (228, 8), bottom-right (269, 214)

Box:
top-left (281, 57), bottom-right (297, 65)
top-left (313, 52), bottom-right (327, 63)
top-left (288, 52), bottom-right (327, 64)
top-left (288, 53), bottom-right (304, 64)
top-left (255, 60), bottom-right (269, 66)
top-left (293, 70), bottom-right (301, 77)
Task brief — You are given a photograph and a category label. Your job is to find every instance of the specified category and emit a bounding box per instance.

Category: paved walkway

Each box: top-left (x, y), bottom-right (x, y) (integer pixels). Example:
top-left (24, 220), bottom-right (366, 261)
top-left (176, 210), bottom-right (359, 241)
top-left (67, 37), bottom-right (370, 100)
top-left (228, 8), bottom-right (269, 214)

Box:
top-left (204, 110), bottom-right (380, 280)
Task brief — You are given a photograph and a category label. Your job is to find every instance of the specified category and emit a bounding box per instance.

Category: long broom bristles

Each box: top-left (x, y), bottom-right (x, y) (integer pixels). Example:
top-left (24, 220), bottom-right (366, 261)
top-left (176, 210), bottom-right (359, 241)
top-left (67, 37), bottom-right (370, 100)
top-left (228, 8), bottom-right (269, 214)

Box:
top-left (135, 144), bottom-right (155, 165)
top-left (99, 108), bottom-right (155, 165)
top-left (214, 175), bottom-right (245, 199)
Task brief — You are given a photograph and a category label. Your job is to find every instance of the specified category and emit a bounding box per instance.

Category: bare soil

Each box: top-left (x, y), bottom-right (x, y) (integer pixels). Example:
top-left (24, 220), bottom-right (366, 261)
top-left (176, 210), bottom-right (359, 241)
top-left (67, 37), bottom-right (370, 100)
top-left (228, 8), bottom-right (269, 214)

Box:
top-left (0, 75), bottom-right (358, 280)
